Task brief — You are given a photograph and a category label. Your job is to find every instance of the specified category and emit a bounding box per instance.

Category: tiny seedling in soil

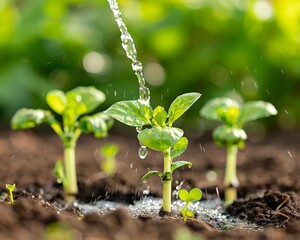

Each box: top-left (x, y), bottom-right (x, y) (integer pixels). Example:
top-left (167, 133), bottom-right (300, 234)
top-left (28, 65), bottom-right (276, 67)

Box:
top-left (178, 188), bottom-right (202, 222)
top-left (11, 86), bottom-right (113, 201)
top-left (99, 143), bottom-right (119, 175)
top-left (105, 92), bottom-right (201, 213)
top-left (200, 97), bottom-right (277, 204)
top-left (6, 183), bottom-right (16, 205)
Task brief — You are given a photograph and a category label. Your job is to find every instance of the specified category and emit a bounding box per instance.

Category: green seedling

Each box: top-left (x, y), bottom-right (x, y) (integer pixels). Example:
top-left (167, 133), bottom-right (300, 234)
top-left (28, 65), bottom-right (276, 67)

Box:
top-left (200, 97), bottom-right (277, 204)
top-left (11, 86), bottom-right (113, 201)
top-left (105, 92), bottom-right (201, 213)
top-left (99, 143), bottom-right (119, 175)
top-left (178, 188), bottom-right (202, 222)
top-left (6, 183), bottom-right (16, 205)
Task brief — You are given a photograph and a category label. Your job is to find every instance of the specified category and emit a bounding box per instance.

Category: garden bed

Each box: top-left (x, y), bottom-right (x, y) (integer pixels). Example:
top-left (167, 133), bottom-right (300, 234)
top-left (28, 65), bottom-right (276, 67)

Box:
top-left (0, 128), bottom-right (300, 239)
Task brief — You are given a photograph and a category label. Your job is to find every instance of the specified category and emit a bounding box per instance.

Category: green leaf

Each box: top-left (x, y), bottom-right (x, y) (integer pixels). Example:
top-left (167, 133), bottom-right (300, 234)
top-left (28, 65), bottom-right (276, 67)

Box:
top-left (11, 108), bottom-right (55, 129)
top-left (168, 92), bottom-right (201, 126)
top-left (171, 137), bottom-right (188, 159)
top-left (171, 161), bottom-right (192, 173)
top-left (152, 106), bottom-right (167, 126)
top-left (46, 90), bottom-right (67, 114)
top-left (189, 188), bottom-right (202, 201)
top-left (104, 100), bottom-right (153, 127)
top-left (185, 210), bottom-right (194, 217)
top-left (78, 113), bottom-right (113, 138)
top-left (238, 101), bottom-right (277, 125)
top-left (213, 125), bottom-right (247, 147)
top-left (141, 171), bottom-right (162, 183)
top-left (178, 189), bottom-right (189, 201)
top-left (200, 97), bottom-right (240, 121)
top-left (5, 184), bottom-right (15, 192)
top-left (138, 126), bottom-right (183, 151)
top-left (66, 86), bottom-right (106, 115)
top-left (218, 107), bottom-right (240, 126)
top-left (100, 143), bottom-right (119, 158)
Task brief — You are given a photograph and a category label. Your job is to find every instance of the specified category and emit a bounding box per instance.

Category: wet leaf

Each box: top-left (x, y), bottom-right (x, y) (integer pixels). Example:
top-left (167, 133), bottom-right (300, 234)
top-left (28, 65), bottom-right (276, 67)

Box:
top-left (238, 101), bottom-right (277, 124)
top-left (46, 90), bottom-right (67, 114)
top-left (213, 125), bottom-right (247, 147)
top-left (200, 97), bottom-right (240, 121)
top-left (138, 126), bottom-right (183, 151)
top-left (79, 113), bottom-right (113, 138)
top-left (152, 106), bottom-right (167, 126)
top-left (11, 108), bottom-right (55, 129)
top-left (141, 171), bottom-right (162, 183)
top-left (171, 161), bottom-right (192, 173)
top-left (171, 137), bottom-right (188, 159)
top-left (104, 100), bottom-right (153, 127)
top-left (189, 188), bottom-right (202, 201)
top-left (168, 92), bottom-right (201, 126)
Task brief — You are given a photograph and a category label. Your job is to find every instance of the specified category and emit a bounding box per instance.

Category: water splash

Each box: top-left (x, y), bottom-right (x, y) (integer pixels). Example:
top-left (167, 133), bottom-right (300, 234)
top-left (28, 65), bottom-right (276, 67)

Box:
top-left (107, 0), bottom-right (150, 158)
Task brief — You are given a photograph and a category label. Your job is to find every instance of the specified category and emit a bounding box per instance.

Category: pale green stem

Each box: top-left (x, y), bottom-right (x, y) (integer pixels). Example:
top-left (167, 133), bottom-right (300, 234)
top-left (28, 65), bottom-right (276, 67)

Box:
top-left (162, 149), bottom-right (172, 213)
top-left (224, 145), bottom-right (239, 203)
top-left (9, 190), bottom-right (14, 204)
top-left (63, 143), bottom-right (78, 199)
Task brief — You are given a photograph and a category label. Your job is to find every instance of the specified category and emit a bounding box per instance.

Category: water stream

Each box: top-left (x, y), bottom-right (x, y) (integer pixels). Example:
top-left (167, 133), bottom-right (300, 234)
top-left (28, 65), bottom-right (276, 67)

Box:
top-left (107, 0), bottom-right (150, 159)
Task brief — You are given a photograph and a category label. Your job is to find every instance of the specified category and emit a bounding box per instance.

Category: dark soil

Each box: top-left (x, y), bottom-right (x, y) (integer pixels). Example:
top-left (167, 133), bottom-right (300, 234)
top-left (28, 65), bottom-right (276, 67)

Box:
top-left (0, 128), bottom-right (300, 240)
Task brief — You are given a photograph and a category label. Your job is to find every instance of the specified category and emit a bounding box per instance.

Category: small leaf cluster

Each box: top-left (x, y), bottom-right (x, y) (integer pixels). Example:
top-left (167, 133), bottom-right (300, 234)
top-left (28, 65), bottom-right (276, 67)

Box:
top-left (200, 98), bottom-right (277, 148)
top-left (12, 86), bottom-right (113, 142)
top-left (178, 188), bottom-right (202, 222)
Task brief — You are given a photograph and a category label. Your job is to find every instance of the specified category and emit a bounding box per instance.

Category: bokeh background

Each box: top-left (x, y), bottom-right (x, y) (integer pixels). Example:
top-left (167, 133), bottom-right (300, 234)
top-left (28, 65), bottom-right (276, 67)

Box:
top-left (0, 0), bottom-right (299, 137)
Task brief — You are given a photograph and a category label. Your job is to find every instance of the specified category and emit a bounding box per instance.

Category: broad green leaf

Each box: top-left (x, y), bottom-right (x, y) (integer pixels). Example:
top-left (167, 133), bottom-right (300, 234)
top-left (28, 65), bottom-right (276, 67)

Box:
top-left (171, 137), bottom-right (188, 159)
top-left (152, 106), bottom-right (167, 126)
top-left (213, 125), bottom-right (247, 147)
top-left (171, 161), bottom-right (192, 173)
top-left (238, 101), bottom-right (277, 124)
top-left (138, 126), bottom-right (183, 151)
top-left (178, 189), bottom-right (189, 201)
top-left (141, 171), bottom-right (162, 183)
top-left (104, 100), bottom-right (153, 127)
top-left (11, 108), bottom-right (55, 129)
top-left (78, 113), bottom-right (113, 138)
top-left (168, 92), bottom-right (201, 126)
top-left (46, 90), bottom-right (67, 114)
top-left (189, 188), bottom-right (202, 201)
top-left (66, 86), bottom-right (106, 115)
top-left (200, 97), bottom-right (240, 121)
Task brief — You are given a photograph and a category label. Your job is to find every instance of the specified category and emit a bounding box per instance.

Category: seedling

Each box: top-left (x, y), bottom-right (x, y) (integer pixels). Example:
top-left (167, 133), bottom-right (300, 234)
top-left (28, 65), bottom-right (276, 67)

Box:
top-left (200, 97), bottom-right (277, 203)
top-left (6, 183), bottom-right (16, 205)
top-left (178, 188), bottom-right (202, 222)
top-left (99, 143), bottom-right (119, 175)
top-left (11, 86), bottom-right (113, 201)
top-left (105, 92), bottom-right (201, 213)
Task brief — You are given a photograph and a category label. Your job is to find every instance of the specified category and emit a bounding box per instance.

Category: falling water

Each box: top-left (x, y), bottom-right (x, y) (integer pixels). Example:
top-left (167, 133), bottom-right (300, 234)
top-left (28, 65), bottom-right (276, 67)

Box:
top-left (107, 0), bottom-right (150, 159)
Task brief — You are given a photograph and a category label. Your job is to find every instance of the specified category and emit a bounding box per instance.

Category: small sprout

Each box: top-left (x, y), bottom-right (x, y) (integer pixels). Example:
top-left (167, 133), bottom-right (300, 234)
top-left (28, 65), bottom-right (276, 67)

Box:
top-left (178, 188), bottom-right (202, 222)
top-left (99, 143), bottom-right (119, 175)
top-left (105, 92), bottom-right (201, 213)
top-left (11, 86), bottom-right (113, 201)
top-left (6, 183), bottom-right (16, 205)
top-left (200, 97), bottom-right (277, 203)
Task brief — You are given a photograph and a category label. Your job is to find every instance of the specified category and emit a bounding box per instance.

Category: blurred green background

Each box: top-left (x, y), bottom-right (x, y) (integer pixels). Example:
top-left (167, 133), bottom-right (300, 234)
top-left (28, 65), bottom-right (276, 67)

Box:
top-left (0, 0), bottom-right (299, 136)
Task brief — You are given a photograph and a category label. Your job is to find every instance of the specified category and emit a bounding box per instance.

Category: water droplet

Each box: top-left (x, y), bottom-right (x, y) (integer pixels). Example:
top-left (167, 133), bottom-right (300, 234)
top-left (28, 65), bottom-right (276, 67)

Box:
top-left (138, 146), bottom-right (148, 159)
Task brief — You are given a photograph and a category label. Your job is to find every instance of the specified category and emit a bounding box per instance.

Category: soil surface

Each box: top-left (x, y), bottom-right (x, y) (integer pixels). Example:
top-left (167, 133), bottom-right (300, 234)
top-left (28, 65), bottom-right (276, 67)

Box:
top-left (0, 127), bottom-right (300, 240)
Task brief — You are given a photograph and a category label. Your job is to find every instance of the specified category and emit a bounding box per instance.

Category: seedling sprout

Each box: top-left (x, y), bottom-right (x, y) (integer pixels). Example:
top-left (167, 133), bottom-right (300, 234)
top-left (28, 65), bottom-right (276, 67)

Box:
top-left (200, 97), bottom-right (277, 203)
top-left (11, 86), bottom-right (113, 201)
top-left (99, 143), bottom-right (119, 175)
top-left (178, 188), bottom-right (202, 222)
top-left (6, 183), bottom-right (16, 205)
top-left (105, 92), bottom-right (201, 213)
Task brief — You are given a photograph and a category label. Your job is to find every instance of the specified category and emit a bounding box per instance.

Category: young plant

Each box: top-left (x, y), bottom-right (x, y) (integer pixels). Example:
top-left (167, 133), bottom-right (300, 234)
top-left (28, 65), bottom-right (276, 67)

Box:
top-left (200, 98), bottom-right (277, 203)
top-left (178, 188), bottom-right (202, 222)
top-left (6, 183), bottom-right (16, 205)
top-left (105, 92), bottom-right (201, 213)
top-left (99, 143), bottom-right (119, 175)
top-left (11, 86), bottom-right (113, 201)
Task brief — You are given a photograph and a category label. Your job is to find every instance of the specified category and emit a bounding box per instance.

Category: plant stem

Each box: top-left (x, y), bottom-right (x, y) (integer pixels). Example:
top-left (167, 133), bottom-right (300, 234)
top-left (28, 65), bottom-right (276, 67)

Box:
top-left (9, 191), bottom-right (14, 204)
top-left (162, 149), bottom-right (172, 213)
top-left (224, 145), bottom-right (239, 203)
top-left (64, 144), bottom-right (78, 201)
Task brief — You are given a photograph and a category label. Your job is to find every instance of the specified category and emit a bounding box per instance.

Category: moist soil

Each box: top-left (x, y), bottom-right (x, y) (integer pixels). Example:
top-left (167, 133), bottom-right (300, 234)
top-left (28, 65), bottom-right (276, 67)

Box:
top-left (0, 127), bottom-right (300, 240)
